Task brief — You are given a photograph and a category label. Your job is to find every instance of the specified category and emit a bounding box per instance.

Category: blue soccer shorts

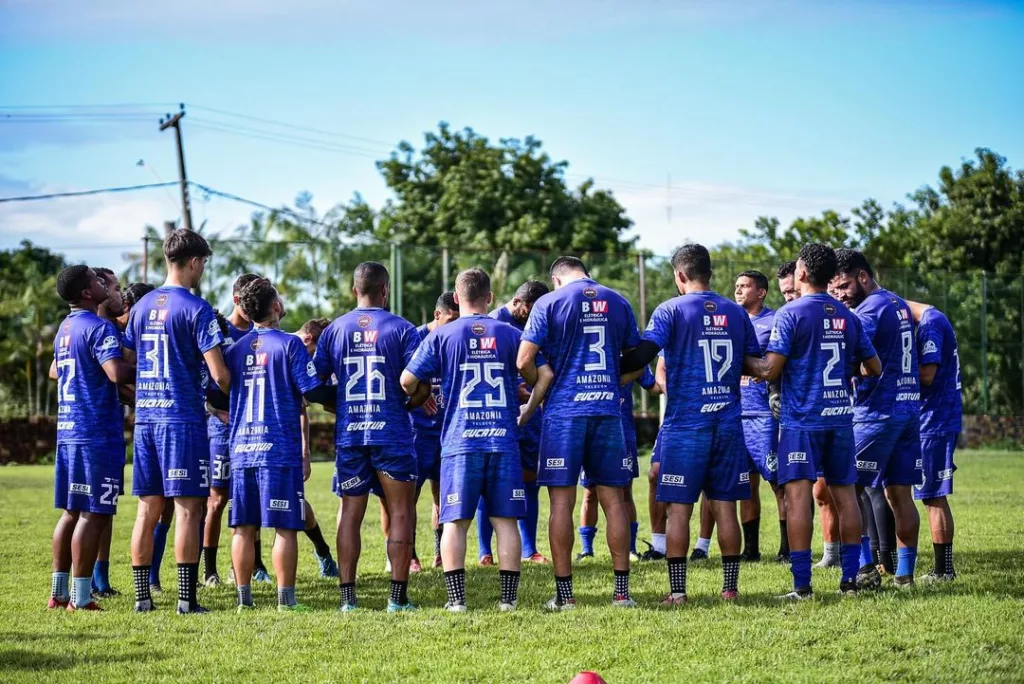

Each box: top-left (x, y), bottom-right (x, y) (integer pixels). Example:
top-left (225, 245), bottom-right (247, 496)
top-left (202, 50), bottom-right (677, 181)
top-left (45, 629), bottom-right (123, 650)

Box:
top-left (854, 416), bottom-right (923, 488)
top-left (439, 452), bottom-right (526, 524)
top-left (413, 431), bottom-right (442, 485)
top-left (132, 422), bottom-right (210, 498)
top-left (777, 426), bottom-right (856, 486)
top-left (229, 466), bottom-right (305, 530)
top-left (650, 432), bottom-right (663, 466)
top-left (54, 442), bottom-right (125, 515)
top-left (915, 432), bottom-right (958, 500)
top-left (334, 444), bottom-right (417, 497)
top-left (538, 415), bottom-right (630, 488)
top-left (742, 415), bottom-right (780, 485)
top-left (624, 419), bottom-right (641, 479)
top-left (656, 419), bottom-right (749, 505)
top-left (209, 434), bottom-right (231, 491)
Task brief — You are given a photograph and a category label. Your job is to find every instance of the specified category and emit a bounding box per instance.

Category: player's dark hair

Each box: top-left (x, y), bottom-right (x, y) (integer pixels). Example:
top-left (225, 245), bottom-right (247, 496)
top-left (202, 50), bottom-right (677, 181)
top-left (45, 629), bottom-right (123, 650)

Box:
top-left (671, 244), bottom-right (712, 283)
top-left (163, 229), bottom-right (212, 267)
top-left (456, 269), bottom-right (491, 303)
top-left (298, 317), bottom-right (331, 338)
top-left (834, 248), bottom-right (874, 279)
top-left (212, 308), bottom-right (230, 337)
top-left (238, 276), bottom-right (277, 323)
top-left (514, 280), bottom-right (549, 305)
top-left (737, 269), bottom-right (768, 292)
top-left (232, 273), bottom-right (261, 295)
top-left (798, 243), bottom-right (838, 287)
top-left (549, 256), bottom-right (589, 278)
top-left (776, 260), bottom-right (796, 279)
top-left (123, 282), bottom-right (155, 309)
top-left (353, 262), bottom-right (389, 296)
top-left (56, 265), bottom-right (93, 304)
top-left (93, 267), bottom-right (117, 287)
top-left (435, 291), bottom-right (457, 313)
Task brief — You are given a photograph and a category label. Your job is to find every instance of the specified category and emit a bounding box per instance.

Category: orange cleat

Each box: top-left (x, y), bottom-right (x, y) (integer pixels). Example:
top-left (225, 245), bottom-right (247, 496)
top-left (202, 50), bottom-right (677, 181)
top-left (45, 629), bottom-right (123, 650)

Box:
top-left (47, 597), bottom-right (69, 610)
top-left (478, 554), bottom-right (495, 567)
top-left (409, 557), bottom-right (422, 574)
top-left (526, 552), bottom-right (550, 565)
top-left (66, 601), bottom-right (103, 612)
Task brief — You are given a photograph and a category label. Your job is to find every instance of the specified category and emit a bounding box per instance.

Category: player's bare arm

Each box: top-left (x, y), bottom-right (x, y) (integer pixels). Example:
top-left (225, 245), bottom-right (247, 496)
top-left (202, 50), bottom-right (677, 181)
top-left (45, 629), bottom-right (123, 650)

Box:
top-left (655, 355), bottom-right (667, 394)
top-left (519, 363), bottom-right (553, 427)
top-left (619, 367), bottom-right (645, 386)
top-left (399, 369), bottom-right (432, 409)
top-left (48, 358), bottom-right (57, 380)
top-left (100, 358), bottom-right (136, 385)
top-left (203, 345), bottom-right (231, 393)
top-left (516, 339), bottom-right (541, 387)
top-left (300, 404), bottom-right (311, 482)
top-left (861, 355), bottom-right (882, 377)
top-left (758, 352), bottom-right (788, 383)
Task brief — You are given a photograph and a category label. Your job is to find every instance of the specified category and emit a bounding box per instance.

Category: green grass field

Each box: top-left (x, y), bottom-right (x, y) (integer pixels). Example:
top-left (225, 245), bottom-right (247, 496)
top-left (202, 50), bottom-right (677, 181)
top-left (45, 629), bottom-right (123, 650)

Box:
top-left (2, 449), bottom-right (1023, 683)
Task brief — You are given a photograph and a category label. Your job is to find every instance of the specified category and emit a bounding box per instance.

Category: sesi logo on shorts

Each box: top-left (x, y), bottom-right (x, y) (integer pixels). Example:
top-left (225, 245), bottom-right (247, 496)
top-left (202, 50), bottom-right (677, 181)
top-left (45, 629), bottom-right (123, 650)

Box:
top-left (446, 493), bottom-right (460, 504)
top-left (512, 489), bottom-right (525, 500)
top-left (340, 476), bottom-right (363, 490)
top-left (661, 473), bottom-right (685, 485)
top-left (269, 499), bottom-right (290, 510)
top-left (69, 482), bottom-right (91, 495)
top-left (856, 460), bottom-right (878, 472)
top-left (787, 452), bottom-right (807, 464)
top-left (167, 468), bottom-right (188, 479)
top-left (546, 458), bottom-right (565, 469)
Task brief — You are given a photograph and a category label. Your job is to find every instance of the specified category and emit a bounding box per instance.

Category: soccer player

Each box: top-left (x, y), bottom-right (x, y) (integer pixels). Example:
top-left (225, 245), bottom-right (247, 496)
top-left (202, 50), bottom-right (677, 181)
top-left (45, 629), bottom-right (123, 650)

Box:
top-left (832, 249), bottom-right (922, 589)
top-left (620, 244), bottom-right (762, 603)
top-left (577, 367), bottom-right (660, 563)
top-left (401, 269), bottom-right (554, 611)
top-left (776, 261), bottom-right (799, 303)
top-left (202, 273), bottom-right (258, 587)
top-left (480, 280), bottom-right (551, 566)
top-left (314, 262), bottom-right (423, 612)
top-left (124, 229), bottom-right (230, 614)
top-left (759, 243), bottom-right (880, 599)
top-left (734, 269), bottom-right (787, 563)
top-left (640, 355), bottom-right (669, 561)
top-left (217, 278), bottom-right (331, 611)
top-left (906, 300), bottom-right (961, 582)
top-left (518, 256), bottom-right (641, 610)
top-left (380, 292), bottom-right (458, 572)
top-left (50, 266), bottom-right (134, 611)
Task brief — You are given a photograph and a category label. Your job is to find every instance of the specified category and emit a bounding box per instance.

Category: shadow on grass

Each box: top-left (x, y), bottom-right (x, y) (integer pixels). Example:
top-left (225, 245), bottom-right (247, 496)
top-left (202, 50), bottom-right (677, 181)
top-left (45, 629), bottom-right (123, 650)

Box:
top-left (0, 647), bottom-right (167, 672)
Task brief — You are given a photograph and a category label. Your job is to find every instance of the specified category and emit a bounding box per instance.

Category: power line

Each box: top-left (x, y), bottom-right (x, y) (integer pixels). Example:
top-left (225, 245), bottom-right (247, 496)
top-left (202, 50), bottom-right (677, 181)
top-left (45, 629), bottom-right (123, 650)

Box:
top-left (0, 102), bottom-right (180, 111)
top-left (188, 104), bottom-right (394, 149)
top-left (188, 119), bottom-right (387, 158)
top-left (0, 182), bottom-right (178, 204)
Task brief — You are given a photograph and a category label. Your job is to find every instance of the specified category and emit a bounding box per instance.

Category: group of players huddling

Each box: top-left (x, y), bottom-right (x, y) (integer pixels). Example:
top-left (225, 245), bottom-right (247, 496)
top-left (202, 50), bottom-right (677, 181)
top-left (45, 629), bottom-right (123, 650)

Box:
top-left (47, 229), bottom-right (960, 613)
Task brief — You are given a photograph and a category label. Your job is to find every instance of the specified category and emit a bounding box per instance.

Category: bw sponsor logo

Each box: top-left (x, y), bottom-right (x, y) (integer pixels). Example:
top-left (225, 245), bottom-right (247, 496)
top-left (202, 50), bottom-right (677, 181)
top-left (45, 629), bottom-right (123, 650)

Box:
top-left (269, 499), bottom-right (290, 511)
top-left (787, 452), bottom-right (807, 464)
top-left (69, 482), bottom-right (92, 495)
top-left (661, 473), bottom-right (685, 486)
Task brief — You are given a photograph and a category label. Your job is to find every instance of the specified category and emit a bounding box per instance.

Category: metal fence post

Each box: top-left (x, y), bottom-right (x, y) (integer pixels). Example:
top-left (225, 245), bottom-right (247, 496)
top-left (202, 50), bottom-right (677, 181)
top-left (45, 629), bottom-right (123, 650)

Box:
top-left (981, 271), bottom-right (989, 414)
top-left (637, 252), bottom-right (649, 415)
top-left (442, 246), bottom-right (450, 292)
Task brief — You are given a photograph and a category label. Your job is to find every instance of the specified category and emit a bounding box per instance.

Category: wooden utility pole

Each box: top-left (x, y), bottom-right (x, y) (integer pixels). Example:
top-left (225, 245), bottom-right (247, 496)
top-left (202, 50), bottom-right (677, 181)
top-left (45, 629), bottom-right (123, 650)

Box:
top-left (159, 104), bottom-right (194, 232)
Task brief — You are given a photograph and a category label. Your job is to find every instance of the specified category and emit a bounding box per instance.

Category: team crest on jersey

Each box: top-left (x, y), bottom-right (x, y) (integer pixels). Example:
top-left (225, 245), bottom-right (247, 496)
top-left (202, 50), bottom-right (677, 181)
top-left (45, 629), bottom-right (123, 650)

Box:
top-left (207, 319), bottom-right (220, 337)
top-left (471, 323), bottom-right (487, 335)
top-left (703, 300), bottom-right (717, 313)
top-left (250, 337), bottom-right (263, 351)
top-left (306, 361), bottom-right (317, 377)
top-left (923, 340), bottom-right (938, 355)
top-left (98, 335), bottom-right (119, 351)
top-left (823, 303), bottom-right (837, 315)
top-left (156, 294), bottom-right (168, 307)
top-left (583, 287), bottom-right (597, 298)
top-left (357, 314), bottom-right (372, 329)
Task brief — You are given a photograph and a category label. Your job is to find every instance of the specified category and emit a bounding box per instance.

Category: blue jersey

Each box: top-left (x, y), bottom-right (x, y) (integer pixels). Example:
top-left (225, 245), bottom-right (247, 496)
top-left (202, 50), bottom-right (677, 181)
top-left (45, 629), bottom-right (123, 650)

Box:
top-left (313, 307), bottom-right (419, 448)
top-left (490, 306), bottom-right (541, 448)
top-left (225, 328), bottom-right (320, 468)
top-left (406, 314), bottom-right (538, 457)
top-left (620, 365), bottom-right (656, 424)
top-left (522, 278), bottom-right (640, 418)
top-left (917, 307), bottom-right (962, 435)
top-left (767, 293), bottom-right (876, 430)
top-left (490, 305), bottom-right (522, 329)
top-left (851, 288), bottom-right (920, 421)
top-left (208, 318), bottom-right (251, 440)
top-left (409, 324), bottom-right (445, 435)
top-left (740, 307), bottom-right (775, 417)
top-left (124, 286), bottom-right (224, 424)
top-left (643, 291), bottom-right (760, 428)
top-left (54, 310), bottom-right (124, 446)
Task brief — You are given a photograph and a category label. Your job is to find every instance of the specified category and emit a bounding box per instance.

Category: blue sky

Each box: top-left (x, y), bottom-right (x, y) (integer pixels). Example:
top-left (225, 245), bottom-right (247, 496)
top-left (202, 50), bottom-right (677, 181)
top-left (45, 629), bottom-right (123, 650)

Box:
top-left (1, 0), bottom-right (1022, 272)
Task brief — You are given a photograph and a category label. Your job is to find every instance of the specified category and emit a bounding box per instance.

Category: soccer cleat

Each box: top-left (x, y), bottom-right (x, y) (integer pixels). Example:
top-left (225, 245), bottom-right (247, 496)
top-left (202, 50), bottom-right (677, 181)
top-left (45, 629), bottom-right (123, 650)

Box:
top-left (544, 597), bottom-right (577, 612)
top-left (660, 592), bottom-right (688, 606)
top-left (150, 583), bottom-right (163, 595)
top-left (277, 603), bottom-right (311, 613)
top-left (612, 595), bottom-right (637, 608)
top-left (478, 554), bottom-right (495, 567)
top-left (778, 587), bottom-right (814, 601)
top-left (774, 552), bottom-right (791, 564)
top-left (387, 600), bottom-right (419, 613)
top-left (444, 601), bottom-right (468, 613)
top-left (894, 575), bottom-right (915, 590)
top-left (640, 549), bottom-right (666, 562)
top-left (316, 553), bottom-right (339, 579)
top-left (741, 551), bottom-right (762, 563)
top-left (814, 556), bottom-right (840, 569)
top-left (498, 601), bottom-right (517, 612)
top-left (689, 548), bottom-right (708, 562)
top-left (134, 599), bottom-right (157, 612)
top-left (67, 601), bottom-right (103, 612)
top-left (526, 552), bottom-right (550, 565)
top-left (338, 601), bottom-right (358, 613)
top-left (838, 581), bottom-right (859, 597)
top-left (919, 571), bottom-right (956, 584)
top-left (855, 565), bottom-right (882, 591)
top-left (48, 597), bottom-right (70, 610)
top-left (92, 587), bottom-right (120, 599)
top-left (721, 590), bottom-right (739, 601)
top-left (252, 568), bottom-right (273, 584)
top-left (433, 555), bottom-right (443, 569)
top-left (237, 603), bottom-right (255, 613)
top-left (176, 603), bottom-right (210, 615)
top-left (575, 552), bottom-right (595, 563)
top-left (204, 574), bottom-right (222, 588)
top-left (629, 551), bottom-right (643, 563)
top-left (409, 558), bottom-right (422, 574)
